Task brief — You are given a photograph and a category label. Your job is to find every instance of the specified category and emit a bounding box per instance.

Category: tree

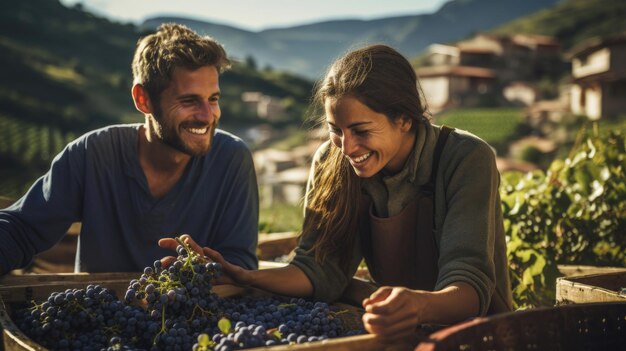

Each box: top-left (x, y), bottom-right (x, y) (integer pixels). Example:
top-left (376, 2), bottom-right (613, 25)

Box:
top-left (245, 55), bottom-right (257, 70)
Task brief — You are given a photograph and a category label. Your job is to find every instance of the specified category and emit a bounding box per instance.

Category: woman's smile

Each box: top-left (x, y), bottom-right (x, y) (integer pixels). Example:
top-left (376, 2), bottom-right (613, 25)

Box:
top-left (350, 151), bottom-right (372, 164)
top-left (325, 96), bottom-right (415, 178)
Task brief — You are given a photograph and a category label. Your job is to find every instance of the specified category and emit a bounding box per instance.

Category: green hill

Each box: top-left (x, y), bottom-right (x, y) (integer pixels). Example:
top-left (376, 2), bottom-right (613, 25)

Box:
top-left (0, 0), bottom-right (137, 131)
top-left (0, 0), bottom-right (312, 198)
top-left (0, 0), bottom-right (312, 129)
top-left (492, 0), bottom-right (626, 50)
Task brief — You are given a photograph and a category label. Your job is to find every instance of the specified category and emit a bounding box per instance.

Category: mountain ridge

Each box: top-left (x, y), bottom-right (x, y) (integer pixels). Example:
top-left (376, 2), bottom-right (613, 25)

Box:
top-left (0, 0), bottom-right (313, 197)
top-left (142, 0), bottom-right (560, 78)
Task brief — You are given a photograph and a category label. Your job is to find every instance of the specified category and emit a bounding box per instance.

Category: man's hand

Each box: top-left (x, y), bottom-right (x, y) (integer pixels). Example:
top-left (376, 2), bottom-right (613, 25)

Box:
top-left (157, 234), bottom-right (252, 286)
top-left (158, 234), bottom-right (204, 268)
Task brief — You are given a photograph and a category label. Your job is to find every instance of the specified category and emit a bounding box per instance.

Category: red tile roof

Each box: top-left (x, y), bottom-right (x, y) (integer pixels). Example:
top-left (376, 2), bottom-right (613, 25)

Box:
top-left (416, 65), bottom-right (496, 79)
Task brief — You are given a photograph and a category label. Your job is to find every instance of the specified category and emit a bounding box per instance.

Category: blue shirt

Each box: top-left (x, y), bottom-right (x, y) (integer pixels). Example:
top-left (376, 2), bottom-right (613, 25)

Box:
top-left (0, 124), bottom-right (259, 274)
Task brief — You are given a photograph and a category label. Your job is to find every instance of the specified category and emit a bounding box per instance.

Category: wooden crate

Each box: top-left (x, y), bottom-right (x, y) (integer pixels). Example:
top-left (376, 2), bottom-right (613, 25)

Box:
top-left (556, 270), bottom-right (626, 305)
top-left (557, 265), bottom-right (626, 277)
top-left (257, 232), bottom-right (299, 261)
top-left (416, 302), bottom-right (626, 351)
top-left (0, 273), bottom-right (426, 351)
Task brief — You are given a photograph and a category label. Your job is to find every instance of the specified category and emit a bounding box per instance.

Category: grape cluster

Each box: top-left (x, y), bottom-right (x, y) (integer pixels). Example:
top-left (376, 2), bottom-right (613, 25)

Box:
top-left (122, 242), bottom-right (224, 350)
top-left (190, 295), bottom-right (349, 350)
top-left (13, 238), bottom-right (365, 350)
top-left (13, 285), bottom-right (148, 350)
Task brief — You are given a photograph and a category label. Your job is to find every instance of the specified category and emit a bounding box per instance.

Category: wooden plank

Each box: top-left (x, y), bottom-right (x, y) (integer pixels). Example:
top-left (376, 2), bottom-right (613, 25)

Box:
top-left (556, 271), bottom-right (626, 304)
top-left (259, 260), bottom-right (288, 269)
top-left (247, 333), bottom-right (423, 351)
top-left (257, 232), bottom-right (299, 260)
top-left (557, 264), bottom-right (626, 277)
top-left (0, 272), bottom-right (133, 286)
top-left (65, 223), bottom-right (81, 236)
top-left (0, 274), bottom-right (251, 301)
top-left (258, 232), bottom-right (299, 244)
top-left (0, 273), bottom-right (137, 302)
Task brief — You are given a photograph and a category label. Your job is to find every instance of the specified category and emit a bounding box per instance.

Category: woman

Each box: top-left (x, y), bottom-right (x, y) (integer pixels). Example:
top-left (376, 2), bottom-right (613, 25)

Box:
top-left (161, 44), bottom-right (512, 339)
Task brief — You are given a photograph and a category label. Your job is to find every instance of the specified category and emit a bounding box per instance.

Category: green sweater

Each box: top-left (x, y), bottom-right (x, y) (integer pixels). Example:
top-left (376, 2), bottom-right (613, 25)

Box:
top-left (290, 121), bottom-right (513, 316)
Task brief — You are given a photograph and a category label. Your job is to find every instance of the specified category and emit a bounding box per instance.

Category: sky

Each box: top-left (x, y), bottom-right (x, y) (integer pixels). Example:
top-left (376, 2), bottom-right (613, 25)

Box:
top-left (58, 0), bottom-right (450, 31)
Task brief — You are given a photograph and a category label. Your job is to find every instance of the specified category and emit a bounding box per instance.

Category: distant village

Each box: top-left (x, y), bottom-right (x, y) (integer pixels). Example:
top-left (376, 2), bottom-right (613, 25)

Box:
top-left (244, 32), bottom-right (626, 206)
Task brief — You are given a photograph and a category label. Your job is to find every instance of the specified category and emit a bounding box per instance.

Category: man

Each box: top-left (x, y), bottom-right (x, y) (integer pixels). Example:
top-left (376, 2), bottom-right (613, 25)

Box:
top-left (0, 24), bottom-right (259, 274)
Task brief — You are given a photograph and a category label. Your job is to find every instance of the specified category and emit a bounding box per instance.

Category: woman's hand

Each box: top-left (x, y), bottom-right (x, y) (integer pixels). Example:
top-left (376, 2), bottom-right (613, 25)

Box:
top-left (157, 234), bottom-right (252, 286)
top-left (158, 235), bottom-right (314, 296)
top-left (200, 245), bottom-right (253, 286)
top-left (362, 283), bottom-right (480, 339)
top-left (361, 286), bottom-right (427, 339)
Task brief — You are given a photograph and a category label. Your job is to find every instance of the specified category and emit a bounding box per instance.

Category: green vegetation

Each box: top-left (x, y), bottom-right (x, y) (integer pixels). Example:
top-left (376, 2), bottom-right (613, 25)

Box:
top-left (493, 0), bottom-right (626, 50)
top-left (544, 114), bottom-right (626, 162)
top-left (265, 129), bottom-right (311, 151)
top-left (501, 124), bottom-right (625, 308)
top-left (0, 115), bottom-right (79, 198)
top-left (0, 0), bottom-right (313, 131)
top-left (0, 115), bottom-right (77, 167)
top-left (259, 203), bottom-right (303, 234)
top-left (0, 0), bottom-right (313, 199)
top-left (434, 108), bottom-right (526, 152)
top-left (0, 1), bottom-right (137, 131)
top-left (598, 115), bottom-right (626, 134)
top-left (220, 62), bottom-right (312, 127)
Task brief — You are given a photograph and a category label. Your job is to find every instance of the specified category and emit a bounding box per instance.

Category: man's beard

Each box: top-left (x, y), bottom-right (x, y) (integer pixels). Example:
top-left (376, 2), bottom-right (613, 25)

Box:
top-left (151, 111), bottom-right (217, 156)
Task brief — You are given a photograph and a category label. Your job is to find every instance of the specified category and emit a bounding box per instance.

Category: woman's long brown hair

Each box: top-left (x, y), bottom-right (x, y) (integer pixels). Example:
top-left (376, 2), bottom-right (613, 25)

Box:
top-left (302, 44), bottom-right (430, 271)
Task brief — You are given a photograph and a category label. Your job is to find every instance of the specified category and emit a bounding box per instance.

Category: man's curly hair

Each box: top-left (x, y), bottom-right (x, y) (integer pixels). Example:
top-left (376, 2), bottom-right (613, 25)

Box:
top-left (132, 23), bottom-right (231, 104)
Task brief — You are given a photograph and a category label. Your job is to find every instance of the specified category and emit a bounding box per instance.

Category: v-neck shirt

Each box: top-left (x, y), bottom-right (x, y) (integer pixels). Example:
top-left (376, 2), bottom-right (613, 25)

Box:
top-left (0, 124), bottom-right (259, 273)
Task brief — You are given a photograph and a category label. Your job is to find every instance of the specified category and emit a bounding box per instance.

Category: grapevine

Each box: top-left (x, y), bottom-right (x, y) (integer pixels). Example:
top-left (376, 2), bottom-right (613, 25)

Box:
top-left (502, 127), bottom-right (626, 309)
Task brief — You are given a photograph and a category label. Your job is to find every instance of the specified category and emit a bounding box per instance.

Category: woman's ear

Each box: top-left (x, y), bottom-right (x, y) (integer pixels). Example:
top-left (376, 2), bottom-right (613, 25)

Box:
top-left (131, 84), bottom-right (153, 114)
top-left (396, 115), bottom-right (413, 132)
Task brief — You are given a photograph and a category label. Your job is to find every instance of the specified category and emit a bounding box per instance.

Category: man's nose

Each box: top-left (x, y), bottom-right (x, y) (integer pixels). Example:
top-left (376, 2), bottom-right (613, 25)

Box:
top-left (197, 101), bottom-right (217, 123)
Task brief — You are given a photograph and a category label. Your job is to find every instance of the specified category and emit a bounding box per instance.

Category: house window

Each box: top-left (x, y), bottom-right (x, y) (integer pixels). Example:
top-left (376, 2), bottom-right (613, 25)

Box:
top-left (580, 86), bottom-right (586, 107)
